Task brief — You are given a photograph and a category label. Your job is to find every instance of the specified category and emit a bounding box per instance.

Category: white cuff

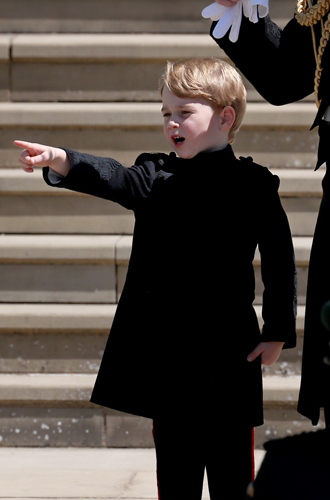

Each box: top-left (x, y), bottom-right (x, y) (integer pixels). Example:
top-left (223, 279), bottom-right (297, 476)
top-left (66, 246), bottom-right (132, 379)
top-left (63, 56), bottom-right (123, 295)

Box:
top-left (202, 0), bottom-right (269, 43)
top-left (47, 167), bottom-right (65, 184)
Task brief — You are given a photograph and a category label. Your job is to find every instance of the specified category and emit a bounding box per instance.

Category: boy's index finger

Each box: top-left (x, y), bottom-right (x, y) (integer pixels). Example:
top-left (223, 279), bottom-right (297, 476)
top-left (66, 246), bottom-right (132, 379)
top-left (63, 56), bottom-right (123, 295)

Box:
top-left (14, 140), bottom-right (41, 155)
top-left (14, 140), bottom-right (45, 160)
top-left (14, 139), bottom-right (33, 149)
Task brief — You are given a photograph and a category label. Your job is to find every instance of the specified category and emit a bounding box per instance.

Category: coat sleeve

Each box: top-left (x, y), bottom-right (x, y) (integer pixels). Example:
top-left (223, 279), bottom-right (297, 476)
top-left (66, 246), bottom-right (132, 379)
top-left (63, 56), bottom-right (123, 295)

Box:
top-left (43, 149), bottom-right (163, 211)
top-left (210, 14), bottom-right (316, 105)
top-left (257, 169), bottom-right (297, 349)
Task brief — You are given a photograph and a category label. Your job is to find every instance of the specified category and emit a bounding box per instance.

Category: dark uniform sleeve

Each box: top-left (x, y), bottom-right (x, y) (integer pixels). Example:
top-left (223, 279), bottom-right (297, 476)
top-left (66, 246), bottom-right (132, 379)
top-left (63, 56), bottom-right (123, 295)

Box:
top-left (43, 149), bottom-right (165, 211)
top-left (210, 14), bottom-right (316, 105)
top-left (257, 168), bottom-right (297, 348)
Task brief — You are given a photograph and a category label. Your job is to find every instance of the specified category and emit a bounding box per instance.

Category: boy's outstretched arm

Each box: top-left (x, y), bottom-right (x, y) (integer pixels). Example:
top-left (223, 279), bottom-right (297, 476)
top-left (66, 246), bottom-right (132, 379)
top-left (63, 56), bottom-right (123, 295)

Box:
top-left (247, 341), bottom-right (284, 366)
top-left (14, 140), bottom-right (70, 177)
top-left (15, 139), bottom-right (164, 211)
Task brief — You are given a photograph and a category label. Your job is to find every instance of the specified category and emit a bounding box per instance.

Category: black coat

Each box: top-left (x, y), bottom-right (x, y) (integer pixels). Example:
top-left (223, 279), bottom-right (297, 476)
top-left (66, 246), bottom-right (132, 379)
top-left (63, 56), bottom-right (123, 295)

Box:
top-left (210, 10), bottom-right (330, 425)
top-left (211, 11), bottom-right (330, 127)
top-left (43, 145), bottom-right (296, 425)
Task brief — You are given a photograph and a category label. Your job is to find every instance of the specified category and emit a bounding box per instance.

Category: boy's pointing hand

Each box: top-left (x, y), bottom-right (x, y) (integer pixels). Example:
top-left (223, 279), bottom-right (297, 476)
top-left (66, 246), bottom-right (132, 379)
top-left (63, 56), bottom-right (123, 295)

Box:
top-left (14, 140), bottom-right (70, 176)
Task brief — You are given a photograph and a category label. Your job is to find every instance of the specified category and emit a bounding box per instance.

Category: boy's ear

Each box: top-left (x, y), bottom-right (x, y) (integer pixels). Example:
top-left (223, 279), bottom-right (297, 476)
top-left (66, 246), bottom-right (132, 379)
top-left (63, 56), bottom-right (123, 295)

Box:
top-left (219, 106), bottom-right (236, 131)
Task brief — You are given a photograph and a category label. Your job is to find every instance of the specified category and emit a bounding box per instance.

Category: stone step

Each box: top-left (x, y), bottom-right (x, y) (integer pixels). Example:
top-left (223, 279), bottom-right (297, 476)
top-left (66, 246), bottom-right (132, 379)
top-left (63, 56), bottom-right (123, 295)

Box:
top-left (10, 34), bottom-right (227, 103)
top-left (0, 32), bottom-right (314, 103)
top-left (0, 101), bottom-right (319, 170)
top-left (0, 0), bottom-right (291, 34)
top-left (0, 235), bottom-right (121, 304)
top-left (0, 303), bottom-right (116, 333)
top-left (0, 303), bottom-right (305, 375)
top-left (0, 101), bottom-right (318, 128)
top-left (0, 34), bottom-right (225, 103)
top-left (1, 303), bottom-right (304, 334)
top-left (0, 234), bottom-right (311, 304)
top-left (0, 304), bottom-right (306, 333)
top-left (0, 169), bottom-right (134, 235)
top-left (0, 373), bottom-right (320, 447)
top-left (0, 167), bottom-right (323, 235)
top-left (0, 33), bottom-right (312, 103)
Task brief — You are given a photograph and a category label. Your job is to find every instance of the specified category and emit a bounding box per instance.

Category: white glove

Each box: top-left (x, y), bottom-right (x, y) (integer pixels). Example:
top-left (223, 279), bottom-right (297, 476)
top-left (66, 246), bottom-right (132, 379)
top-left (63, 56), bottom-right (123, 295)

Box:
top-left (202, 0), bottom-right (269, 43)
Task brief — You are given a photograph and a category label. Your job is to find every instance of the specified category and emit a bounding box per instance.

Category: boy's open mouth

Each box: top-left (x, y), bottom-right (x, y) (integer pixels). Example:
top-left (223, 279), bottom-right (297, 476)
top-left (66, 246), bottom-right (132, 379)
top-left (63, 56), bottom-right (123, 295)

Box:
top-left (172, 136), bottom-right (185, 145)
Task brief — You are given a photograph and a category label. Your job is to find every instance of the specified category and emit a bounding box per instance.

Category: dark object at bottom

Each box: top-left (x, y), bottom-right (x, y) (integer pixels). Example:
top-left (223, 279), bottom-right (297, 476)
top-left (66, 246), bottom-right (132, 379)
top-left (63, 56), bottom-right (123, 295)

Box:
top-left (246, 429), bottom-right (330, 499)
top-left (320, 300), bottom-right (330, 332)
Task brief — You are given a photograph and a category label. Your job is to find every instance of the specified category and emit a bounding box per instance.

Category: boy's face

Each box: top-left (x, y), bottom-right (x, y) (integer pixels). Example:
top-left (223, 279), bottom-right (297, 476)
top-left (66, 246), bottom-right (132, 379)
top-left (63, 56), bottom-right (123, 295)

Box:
top-left (161, 86), bottom-right (229, 159)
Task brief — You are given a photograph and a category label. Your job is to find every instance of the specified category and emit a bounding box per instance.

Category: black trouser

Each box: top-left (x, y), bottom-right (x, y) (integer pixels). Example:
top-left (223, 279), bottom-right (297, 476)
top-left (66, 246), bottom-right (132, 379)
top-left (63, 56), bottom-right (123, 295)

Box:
top-left (153, 415), bottom-right (254, 500)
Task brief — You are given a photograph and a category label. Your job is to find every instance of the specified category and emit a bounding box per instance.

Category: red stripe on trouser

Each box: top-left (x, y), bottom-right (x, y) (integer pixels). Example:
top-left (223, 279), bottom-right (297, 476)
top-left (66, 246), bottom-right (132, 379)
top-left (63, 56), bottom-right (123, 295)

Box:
top-left (251, 427), bottom-right (255, 481)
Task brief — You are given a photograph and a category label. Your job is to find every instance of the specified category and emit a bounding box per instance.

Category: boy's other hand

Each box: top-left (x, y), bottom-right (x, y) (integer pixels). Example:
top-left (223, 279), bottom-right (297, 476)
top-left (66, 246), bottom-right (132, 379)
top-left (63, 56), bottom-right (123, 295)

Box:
top-left (247, 341), bottom-right (285, 366)
top-left (14, 140), bottom-right (70, 176)
top-left (214, 0), bottom-right (239, 6)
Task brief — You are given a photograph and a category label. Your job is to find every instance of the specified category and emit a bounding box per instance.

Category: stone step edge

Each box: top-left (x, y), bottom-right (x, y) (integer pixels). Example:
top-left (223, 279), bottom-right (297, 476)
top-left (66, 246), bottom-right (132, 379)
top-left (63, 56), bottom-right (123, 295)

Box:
top-left (0, 303), bottom-right (306, 333)
top-left (0, 14), bottom-right (294, 36)
top-left (0, 167), bottom-right (324, 196)
top-left (1, 30), bottom-right (298, 61)
top-left (10, 34), bottom-right (226, 61)
top-left (0, 234), bottom-right (313, 265)
top-left (0, 373), bottom-right (301, 408)
top-left (0, 303), bottom-right (117, 332)
top-left (0, 234), bottom-right (122, 263)
top-left (0, 102), bottom-right (317, 127)
top-left (0, 34), bottom-right (225, 62)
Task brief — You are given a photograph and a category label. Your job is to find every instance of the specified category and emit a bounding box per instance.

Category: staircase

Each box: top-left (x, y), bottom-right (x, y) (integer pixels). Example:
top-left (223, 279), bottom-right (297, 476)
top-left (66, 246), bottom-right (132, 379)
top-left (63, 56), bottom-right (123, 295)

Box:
top-left (0, 0), bottom-right (324, 448)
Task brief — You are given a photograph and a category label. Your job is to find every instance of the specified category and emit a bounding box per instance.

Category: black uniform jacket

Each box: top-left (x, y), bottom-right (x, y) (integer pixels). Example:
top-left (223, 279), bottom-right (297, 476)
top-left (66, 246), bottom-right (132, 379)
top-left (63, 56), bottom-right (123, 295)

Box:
top-left (211, 10), bottom-right (330, 129)
top-left (43, 145), bottom-right (296, 426)
top-left (210, 9), bottom-right (330, 425)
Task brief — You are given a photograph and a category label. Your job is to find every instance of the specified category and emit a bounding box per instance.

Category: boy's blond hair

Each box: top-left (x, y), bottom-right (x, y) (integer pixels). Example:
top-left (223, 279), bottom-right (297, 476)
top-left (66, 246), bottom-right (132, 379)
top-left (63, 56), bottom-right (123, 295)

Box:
top-left (159, 58), bottom-right (246, 144)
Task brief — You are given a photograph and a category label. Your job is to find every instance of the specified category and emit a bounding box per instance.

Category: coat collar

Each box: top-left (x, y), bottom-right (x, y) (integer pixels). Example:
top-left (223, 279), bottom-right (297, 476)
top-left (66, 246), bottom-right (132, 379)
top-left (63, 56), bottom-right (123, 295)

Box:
top-left (166, 144), bottom-right (236, 173)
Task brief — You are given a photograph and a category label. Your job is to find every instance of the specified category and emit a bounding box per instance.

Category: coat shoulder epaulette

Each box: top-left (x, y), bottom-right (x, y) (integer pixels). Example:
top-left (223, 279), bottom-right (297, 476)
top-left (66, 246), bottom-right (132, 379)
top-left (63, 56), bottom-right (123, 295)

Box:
top-left (238, 155), bottom-right (280, 191)
top-left (134, 152), bottom-right (175, 172)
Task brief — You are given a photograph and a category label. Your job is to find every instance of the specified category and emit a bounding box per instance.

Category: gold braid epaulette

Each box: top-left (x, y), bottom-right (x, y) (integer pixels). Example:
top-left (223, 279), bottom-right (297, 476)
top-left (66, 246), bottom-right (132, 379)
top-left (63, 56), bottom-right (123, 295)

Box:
top-left (295, 0), bottom-right (330, 107)
top-left (296, 0), bottom-right (330, 25)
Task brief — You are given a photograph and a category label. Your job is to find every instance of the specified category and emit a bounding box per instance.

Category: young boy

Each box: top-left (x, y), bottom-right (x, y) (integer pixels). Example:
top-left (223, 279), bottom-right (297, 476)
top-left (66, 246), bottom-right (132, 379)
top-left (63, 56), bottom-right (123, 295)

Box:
top-left (15, 58), bottom-right (296, 499)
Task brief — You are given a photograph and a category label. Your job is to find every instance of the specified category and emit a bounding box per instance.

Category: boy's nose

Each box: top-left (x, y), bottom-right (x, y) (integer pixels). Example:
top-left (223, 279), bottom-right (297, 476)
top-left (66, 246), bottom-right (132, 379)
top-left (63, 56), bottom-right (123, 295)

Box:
top-left (168, 119), bottom-right (179, 129)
